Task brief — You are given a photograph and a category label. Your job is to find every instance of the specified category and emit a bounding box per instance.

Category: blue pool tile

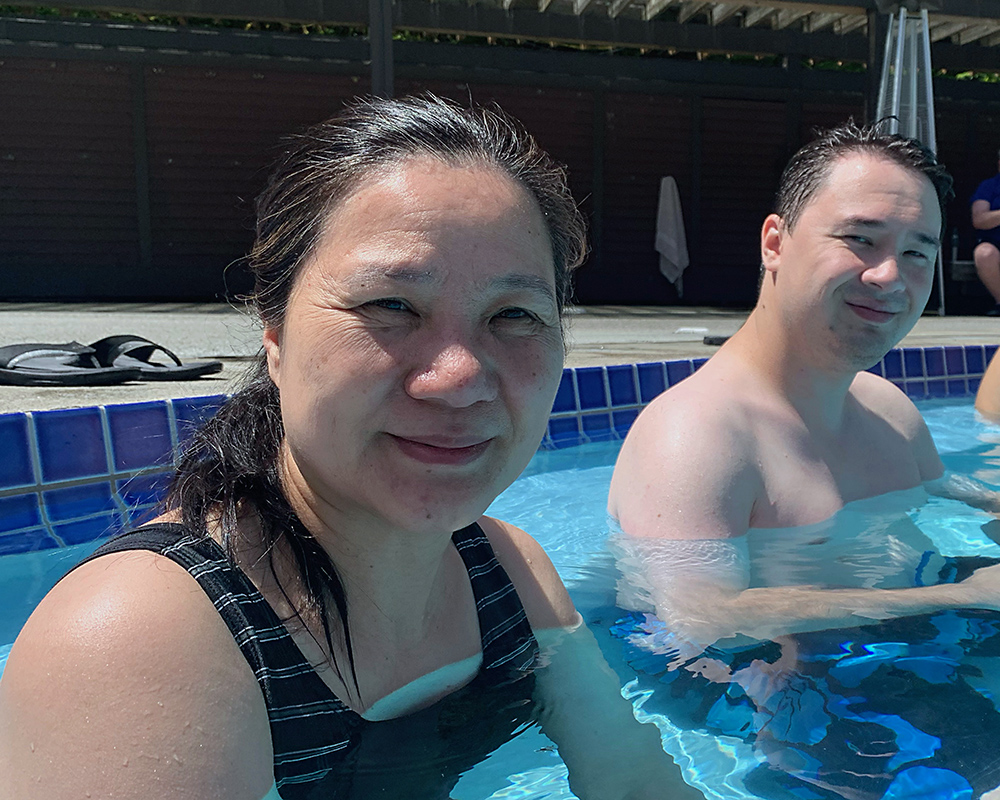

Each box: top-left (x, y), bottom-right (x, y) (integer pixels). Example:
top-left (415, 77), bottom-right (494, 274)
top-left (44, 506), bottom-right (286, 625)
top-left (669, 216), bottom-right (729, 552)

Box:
top-left (947, 379), bottom-right (968, 396)
top-left (866, 361), bottom-right (884, 377)
top-left (902, 348), bottom-right (924, 379)
top-left (548, 417), bottom-right (582, 449)
top-left (171, 394), bottom-right (227, 448)
top-left (0, 414), bottom-right (35, 489)
top-left (945, 347), bottom-right (965, 376)
top-left (34, 407), bottom-right (109, 483)
top-left (0, 494), bottom-right (43, 533)
top-left (903, 380), bottom-right (926, 398)
top-left (987, 344), bottom-right (999, 366)
top-left (692, 357), bottom-right (709, 371)
top-left (551, 371), bottom-right (577, 414)
top-left (613, 409), bottom-right (639, 437)
top-left (665, 360), bottom-right (693, 387)
top-left (106, 402), bottom-right (173, 472)
top-left (883, 350), bottom-right (903, 379)
top-left (970, 377), bottom-right (982, 394)
top-left (966, 346), bottom-right (985, 376)
top-left (43, 482), bottom-right (117, 523)
top-left (55, 514), bottom-right (122, 546)
top-left (575, 367), bottom-right (608, 410)
top-left (116, 471), bottom-right (172, 508)
top-left (926, 379), bottom-right (948, 398)
top-left (636, 362), bottom-right (666, 403)
top-left (606, 365), bottom-right (638, 406)
top-left (924, 348), bottom-right (945, 378)
top-left (0, 528), bottom-right (60, 556)
top-left (581, 412), bottom-right (614, 441)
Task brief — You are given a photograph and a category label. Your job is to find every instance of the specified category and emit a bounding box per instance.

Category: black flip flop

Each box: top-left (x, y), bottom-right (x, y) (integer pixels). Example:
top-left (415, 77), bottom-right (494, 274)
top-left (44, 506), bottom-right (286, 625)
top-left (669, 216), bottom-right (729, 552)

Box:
top-left (0, 342), bottom-right (142, 386)
top-left (89, 335), bottom-right (223, 381)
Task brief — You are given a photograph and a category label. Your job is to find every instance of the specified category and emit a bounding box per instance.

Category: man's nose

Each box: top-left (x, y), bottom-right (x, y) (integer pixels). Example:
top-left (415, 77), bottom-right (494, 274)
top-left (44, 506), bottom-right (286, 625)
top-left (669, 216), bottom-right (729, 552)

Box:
top-left (863, 252), bottom-right (905, 291)
top-left (405, 338), bottom-right (498, 407)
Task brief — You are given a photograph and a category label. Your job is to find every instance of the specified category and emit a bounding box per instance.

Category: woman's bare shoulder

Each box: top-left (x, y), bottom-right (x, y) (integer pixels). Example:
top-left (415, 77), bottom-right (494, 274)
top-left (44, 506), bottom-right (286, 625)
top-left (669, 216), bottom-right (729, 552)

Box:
top-left (0, 549), bottom-right (273, 800)
top-left (476, 517), bottom-right (579, 632)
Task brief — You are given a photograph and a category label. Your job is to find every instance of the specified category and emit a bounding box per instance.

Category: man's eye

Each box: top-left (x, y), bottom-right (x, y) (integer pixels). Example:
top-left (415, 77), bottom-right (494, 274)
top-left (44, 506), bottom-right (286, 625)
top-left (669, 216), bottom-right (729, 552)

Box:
top-left (368, 298), bottom-right (410, 312)
top-left (846, 235), bottom-right (873, 246)
top-left (495, 307), bottom-right (537, 322)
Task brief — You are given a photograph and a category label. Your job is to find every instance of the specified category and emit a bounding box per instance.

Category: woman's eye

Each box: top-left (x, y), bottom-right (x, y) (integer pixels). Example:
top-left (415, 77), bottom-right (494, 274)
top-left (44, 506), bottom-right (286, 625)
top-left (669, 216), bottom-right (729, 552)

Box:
top-left (368, 298), bottom-right (411, 312)
top-left (495, 307), bottom-right (537, 322)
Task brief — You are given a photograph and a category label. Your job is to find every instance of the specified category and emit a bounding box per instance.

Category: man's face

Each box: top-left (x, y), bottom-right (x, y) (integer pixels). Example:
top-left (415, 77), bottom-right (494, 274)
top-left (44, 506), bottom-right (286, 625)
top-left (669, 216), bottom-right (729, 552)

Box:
top-left (761, 153), bottom-right (942, 371)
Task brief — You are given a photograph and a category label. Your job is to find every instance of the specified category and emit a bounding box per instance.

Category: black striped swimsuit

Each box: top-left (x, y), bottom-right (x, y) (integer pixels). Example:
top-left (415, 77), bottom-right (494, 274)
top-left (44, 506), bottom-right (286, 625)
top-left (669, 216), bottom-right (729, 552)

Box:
top-left (81, 522), bottom-right (540, 799)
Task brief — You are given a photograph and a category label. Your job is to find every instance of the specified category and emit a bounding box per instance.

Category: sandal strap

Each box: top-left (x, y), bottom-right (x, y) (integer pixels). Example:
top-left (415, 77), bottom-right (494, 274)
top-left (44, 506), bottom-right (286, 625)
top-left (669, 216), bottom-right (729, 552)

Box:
top-left (0, 342), bottom-right (94, 370)
top-left (91, 335), bottom-right (182, 368)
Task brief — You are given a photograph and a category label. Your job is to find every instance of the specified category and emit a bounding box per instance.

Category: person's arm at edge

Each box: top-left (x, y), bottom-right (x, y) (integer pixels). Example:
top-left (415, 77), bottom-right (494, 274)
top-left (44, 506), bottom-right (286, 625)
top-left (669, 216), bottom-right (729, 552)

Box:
top-left (972, 199), bottom-right (1000, 231)
top-left (480, 516), bottom-right (703, 800)
top-left (976, 349), bottom-right (1000, 420)
top-left (0, 551), bottom-right (274, 800)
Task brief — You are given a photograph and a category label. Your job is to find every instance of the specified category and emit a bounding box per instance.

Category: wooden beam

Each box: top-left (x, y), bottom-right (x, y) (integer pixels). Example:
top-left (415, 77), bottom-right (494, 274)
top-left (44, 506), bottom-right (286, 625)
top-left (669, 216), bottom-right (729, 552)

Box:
top-left (607, 0), bottom-right (632, 17)
top-left (930, 21), bottom-right (967, 43)
top-left (804, 11), bottom-right (839, 33)
top-left (835, 14), bottom-right (865, 34)
top-left (574, 0), bottom-right (597, 14)
top-left (644, 0), bottom-right (678, 21)
top-left (502, 0), bottom-right (517, 10)
top-left (710, 3), bottom-right (743, 25)
top-left (743, 6), bottom-right (772, 27)
top-left (957, 21), bottom-right (1000, 45)
top-left (678, 1), bottom-right (710, 24)
top-left (773, 8), bottom-right (808, 29)
top-left (538, 0), bottom-right (555, 13)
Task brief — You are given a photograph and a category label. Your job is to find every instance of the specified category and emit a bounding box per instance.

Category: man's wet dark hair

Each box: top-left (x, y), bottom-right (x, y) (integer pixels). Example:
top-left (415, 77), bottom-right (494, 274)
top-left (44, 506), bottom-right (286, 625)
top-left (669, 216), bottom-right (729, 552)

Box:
top-left (774, 120), bottom-right (954, 234)
top-left (165, 94), bottom-right (587, 701)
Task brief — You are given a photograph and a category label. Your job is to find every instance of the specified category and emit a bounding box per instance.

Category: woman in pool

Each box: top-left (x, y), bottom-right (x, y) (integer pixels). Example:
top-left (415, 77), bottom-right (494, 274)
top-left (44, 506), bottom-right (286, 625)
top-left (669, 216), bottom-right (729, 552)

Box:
top-left (0, 96), bottom-right (697, 800)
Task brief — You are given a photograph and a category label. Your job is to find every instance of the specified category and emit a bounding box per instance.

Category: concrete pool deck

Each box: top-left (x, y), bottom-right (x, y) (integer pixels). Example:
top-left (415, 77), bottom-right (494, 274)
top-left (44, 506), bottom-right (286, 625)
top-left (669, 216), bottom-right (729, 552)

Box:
top-left (1, 301), bottom-right (998, 414)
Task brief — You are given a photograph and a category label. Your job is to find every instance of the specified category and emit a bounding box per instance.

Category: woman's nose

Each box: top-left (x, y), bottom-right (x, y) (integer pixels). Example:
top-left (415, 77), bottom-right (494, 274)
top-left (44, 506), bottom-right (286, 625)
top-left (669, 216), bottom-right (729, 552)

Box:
top-left (406, 340), bottom-right (499, 407)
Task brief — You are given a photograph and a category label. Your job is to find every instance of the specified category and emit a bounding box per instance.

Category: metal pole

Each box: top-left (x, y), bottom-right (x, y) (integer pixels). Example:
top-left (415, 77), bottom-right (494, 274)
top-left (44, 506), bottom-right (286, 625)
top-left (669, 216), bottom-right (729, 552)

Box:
top-left (918, 9), bottom-right (945, 316)
top-left (907, 17), bottom-right (918, 139)
top-left (876, 11), bottom-right (895, 119)
top-left (889, 8), bottom-right (907, 134)
top-left (369, 0), bottom-right (393, 98)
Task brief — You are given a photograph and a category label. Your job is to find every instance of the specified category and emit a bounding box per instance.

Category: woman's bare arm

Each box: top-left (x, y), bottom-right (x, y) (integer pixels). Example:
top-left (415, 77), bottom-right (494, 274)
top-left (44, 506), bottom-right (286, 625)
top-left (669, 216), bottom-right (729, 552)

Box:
top-left (0, 552), bottom-right (274, 800)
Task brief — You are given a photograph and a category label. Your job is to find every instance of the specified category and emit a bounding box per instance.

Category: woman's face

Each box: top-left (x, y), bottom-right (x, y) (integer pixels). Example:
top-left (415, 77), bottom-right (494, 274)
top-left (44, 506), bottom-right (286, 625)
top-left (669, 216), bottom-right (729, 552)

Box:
top-left (264, 157), bottom-right (565, 535)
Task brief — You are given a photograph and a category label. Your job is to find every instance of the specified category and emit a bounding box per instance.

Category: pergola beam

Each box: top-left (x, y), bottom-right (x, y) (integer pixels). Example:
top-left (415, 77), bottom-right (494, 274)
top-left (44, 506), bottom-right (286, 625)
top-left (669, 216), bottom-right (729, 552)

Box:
top-left (710, 3), bottom-right (743, 25)
top-left (773, 8), bottom-right (808, 28)
top-left (607, 0), bottom-right (632, 17)
top-left (957, 21), bottom-right (1000, 45)
top-left (644, 0), bottom-right (679, 22)
top-left (678, 1), bottom-right (710, 24)
top-left (804, 11), bottom-right (840, 33)
top-left (834, 13), bottom-right (865, 34)
top-left (930, 21), bottom-right (968, 43)
top-left (743, 6), bottom-right (773, 27)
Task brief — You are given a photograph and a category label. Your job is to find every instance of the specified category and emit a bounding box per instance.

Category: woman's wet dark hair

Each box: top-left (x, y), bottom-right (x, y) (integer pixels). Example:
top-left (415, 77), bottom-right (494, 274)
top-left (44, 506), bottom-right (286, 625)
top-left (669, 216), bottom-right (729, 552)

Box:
top-left (166, 94), bottom-right (587, 699)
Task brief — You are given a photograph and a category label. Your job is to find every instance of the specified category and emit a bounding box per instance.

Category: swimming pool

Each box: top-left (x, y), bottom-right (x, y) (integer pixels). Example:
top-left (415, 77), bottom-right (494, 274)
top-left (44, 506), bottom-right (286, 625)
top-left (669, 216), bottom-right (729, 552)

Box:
top-left (1, 345), bottom-right (998, 798)
top-left (2, 395), bottom-right (1000, 798)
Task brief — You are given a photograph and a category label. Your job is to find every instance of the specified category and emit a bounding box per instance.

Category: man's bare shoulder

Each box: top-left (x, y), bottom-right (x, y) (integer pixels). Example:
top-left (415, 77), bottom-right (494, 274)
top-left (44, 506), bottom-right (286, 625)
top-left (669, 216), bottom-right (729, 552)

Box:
top-left (609, 363), bottom-right (764, 541)
top-left (849, 370), bottom-right (944, 480)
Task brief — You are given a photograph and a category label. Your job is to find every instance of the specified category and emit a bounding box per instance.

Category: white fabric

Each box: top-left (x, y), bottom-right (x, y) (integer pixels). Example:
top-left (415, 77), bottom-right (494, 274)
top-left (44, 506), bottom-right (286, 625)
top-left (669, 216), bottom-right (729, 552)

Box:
top-left (654, 176), bottom-right (689, 295)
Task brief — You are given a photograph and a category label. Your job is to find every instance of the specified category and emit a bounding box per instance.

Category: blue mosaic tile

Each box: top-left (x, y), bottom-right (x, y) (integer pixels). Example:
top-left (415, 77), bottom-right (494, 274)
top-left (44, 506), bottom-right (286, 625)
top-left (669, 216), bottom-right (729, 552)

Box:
top-left (636, 362), bottom-right (666, 403)
top-left (613, 408), bottom-right (639, 437)
top-left (967, 346), bottom-right (985, 376)
top-left (43, 482), bottom-right (117, 523)
top-left (945, 347), bottom-right (965, 376)
top-left (124, 504), bottom-right (160, 529)
top-left (606, 365), bottom-right (637, 406)
top-left (116, 471), bottom-right (171, 509)
top-left (548, 417), bottom-right (582, 449)
top-left (0, 414), bottom-right (34, 490)
top-left (34, 407), bottom-right (108, 483)
top-left (0, 528), bottom-right (59, 556)
top-left (866, 361), bottom-right (884, 377)
top-left (171, 394), bottom-right (227, 448)
top-left (987, 344), bottom-right (999, 364)
top-left (106, 402), bottom-right (173, 472)
top-left (0, 494), bottom-right (43, 533)
top-left (665, 360), bottom-right (693, 387)
top-left (581, 412), bottom-right (613, 441)
top-left (903, 380), bottom-right (926, 398)
top-left (55, 514), bottom-right (121, 546)
top-left (692, 357), bottom-right (709, 371)
top-left (926, 379), bottom-right (948, 398)
top-left (883, 350), bottom-right (903, 379)
top-left (947, 379), bottom-right (967, 396)
top-left (575, 367), bottom-right (608, 410)
top-left (970, 377), bottom-right (982, 393)
top-left (902, 348), bottom-right (923, 379)
top-left (551, 371), bottom-right (577, 414)
top-left (924, 348), bottom-right (945, 378)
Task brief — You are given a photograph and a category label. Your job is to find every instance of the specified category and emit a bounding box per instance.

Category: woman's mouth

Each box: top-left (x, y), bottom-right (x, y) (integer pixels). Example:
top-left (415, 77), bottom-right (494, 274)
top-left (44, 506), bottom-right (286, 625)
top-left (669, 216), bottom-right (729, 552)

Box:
top-left (388, 434), bottom-right (493, 466)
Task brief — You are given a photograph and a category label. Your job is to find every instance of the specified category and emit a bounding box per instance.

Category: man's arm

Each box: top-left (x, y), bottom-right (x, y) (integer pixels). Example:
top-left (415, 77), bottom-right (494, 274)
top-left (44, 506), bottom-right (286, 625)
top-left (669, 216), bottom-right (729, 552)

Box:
top-left (972, 199), bottom-right (1000, 231)
top-left (610, 392), bottom-right (1000, 647)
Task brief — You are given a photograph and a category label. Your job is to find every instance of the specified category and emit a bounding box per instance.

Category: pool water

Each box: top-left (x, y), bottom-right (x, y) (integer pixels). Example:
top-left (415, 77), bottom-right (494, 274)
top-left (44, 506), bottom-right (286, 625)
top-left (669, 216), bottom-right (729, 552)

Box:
top-left (3, 397), bottom-right (1000, 799)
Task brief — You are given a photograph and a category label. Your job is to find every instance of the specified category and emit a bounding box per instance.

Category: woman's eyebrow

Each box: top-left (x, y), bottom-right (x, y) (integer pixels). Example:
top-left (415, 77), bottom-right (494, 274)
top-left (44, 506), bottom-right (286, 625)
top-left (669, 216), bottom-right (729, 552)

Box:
top-left (489, 274), bottom-right (557, 303)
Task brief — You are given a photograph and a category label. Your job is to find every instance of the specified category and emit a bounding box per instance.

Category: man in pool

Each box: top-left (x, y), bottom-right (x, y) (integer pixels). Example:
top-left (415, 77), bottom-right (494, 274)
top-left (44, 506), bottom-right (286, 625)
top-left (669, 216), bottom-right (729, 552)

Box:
top-left (609, 122), bottom-right (1000, 644)
top-left (608, 121), bottom-right (1000, 800)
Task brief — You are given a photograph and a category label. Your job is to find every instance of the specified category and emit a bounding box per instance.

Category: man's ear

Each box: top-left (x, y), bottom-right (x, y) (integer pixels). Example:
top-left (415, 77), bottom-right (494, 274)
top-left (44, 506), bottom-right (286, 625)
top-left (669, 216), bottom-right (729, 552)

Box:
top-left (262, 326), bottom-right (281, 388)
top-left (760, 213), bottom-right (785, 275)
